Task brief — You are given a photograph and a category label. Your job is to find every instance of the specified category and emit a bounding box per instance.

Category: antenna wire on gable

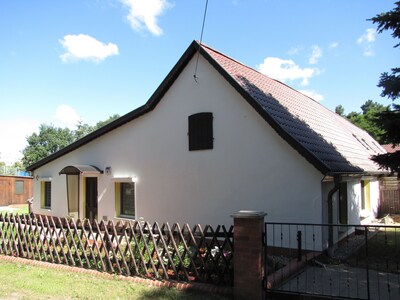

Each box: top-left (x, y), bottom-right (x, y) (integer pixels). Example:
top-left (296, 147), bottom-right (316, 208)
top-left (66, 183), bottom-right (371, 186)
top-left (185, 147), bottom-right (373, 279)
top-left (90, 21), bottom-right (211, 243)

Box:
top-left (193, 0), bottom-right (209, 82)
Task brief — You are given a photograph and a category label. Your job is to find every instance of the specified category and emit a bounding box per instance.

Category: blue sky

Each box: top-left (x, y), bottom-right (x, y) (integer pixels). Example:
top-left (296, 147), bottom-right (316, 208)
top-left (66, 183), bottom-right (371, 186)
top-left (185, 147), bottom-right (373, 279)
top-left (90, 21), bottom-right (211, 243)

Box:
top-left (0, 0), bottom-right (398, 164)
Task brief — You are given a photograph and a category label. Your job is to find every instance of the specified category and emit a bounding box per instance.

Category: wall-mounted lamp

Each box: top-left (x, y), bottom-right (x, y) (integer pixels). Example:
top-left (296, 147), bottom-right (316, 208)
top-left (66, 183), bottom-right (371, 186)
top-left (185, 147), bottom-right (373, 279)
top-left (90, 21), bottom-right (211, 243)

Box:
top-left (105, 166), bottom-right (112, 175)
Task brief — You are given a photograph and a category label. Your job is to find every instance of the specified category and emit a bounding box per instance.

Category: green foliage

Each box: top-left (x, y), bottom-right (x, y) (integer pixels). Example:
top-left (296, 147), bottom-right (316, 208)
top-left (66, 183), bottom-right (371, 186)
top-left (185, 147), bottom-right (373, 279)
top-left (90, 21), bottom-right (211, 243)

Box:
top-left (12, 161), bottom-right (24, 170)
top-left (0, 161), bottom-right (26, 174)
top-left (335, 105), bottom-right (345, 116)
top-left (369, 2), bottom-right (400, 173)
top-left (74, 114), bottom-right (120, 140)
top-left (93, 114), bottom-right (120, 130)
top-left (373, 104), bottom-right (400, 145)
top-left (377, 68), bottom-right (400, 101)
top-left (338, 100), bottom-right (390, 143)
top-left (22, 114), bottom-right (120, 169)
top-left (22, 124), bottom-right (74, 168)
top-left (369, 1), bottom-right (400, 47)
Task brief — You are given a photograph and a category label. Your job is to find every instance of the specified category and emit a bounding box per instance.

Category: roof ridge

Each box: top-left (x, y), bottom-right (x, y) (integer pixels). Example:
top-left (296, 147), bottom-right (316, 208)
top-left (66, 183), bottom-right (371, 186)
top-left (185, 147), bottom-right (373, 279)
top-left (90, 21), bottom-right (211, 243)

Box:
top-left (199, 41), bottom-right (329, 108)
top-left (199, 42), bottom-right (252, 71)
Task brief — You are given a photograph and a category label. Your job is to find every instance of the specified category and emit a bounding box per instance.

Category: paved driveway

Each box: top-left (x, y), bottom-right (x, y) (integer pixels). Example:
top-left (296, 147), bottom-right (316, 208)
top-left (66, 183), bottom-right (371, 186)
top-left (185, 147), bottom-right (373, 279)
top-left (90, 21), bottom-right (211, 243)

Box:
top-left (280, 265), bottom-right (400, 300)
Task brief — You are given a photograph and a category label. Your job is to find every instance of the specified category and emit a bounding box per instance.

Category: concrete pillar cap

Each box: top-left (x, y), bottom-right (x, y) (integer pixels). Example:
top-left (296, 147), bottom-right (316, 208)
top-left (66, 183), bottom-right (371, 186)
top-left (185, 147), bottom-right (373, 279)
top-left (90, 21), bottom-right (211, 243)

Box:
top-left (231, 210), bottom-right (267, 219)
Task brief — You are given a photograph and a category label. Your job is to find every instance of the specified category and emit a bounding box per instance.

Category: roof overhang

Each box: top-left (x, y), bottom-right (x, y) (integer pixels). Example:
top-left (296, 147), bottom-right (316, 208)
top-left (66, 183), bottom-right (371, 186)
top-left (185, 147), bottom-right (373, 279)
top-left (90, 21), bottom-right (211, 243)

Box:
top-left (59, 165), bottom-right (103, 175)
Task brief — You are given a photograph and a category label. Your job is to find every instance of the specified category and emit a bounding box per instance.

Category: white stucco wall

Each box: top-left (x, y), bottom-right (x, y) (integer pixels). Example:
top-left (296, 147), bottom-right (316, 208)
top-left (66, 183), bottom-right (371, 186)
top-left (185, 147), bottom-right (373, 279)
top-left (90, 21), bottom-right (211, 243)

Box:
top-left (369, 179), bottom-right (380, 217)
top-left (32, 55), bottom-right (328, 227)
top-left (328, 178), bottom-right (380, 226)
top-left (347, 180), bottom-right (362, 225)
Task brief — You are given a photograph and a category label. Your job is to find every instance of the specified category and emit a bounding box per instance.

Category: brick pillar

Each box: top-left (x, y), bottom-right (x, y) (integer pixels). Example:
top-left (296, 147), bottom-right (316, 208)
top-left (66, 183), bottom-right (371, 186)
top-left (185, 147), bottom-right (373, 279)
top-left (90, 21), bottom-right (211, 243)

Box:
top-left (232, 210), bottom-right (266, 300)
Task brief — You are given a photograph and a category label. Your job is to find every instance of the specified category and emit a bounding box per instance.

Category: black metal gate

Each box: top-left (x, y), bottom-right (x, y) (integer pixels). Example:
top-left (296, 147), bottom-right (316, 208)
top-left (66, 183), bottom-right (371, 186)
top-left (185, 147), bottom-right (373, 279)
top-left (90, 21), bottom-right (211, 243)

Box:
top-left (264, 222), bottom-right (400, 299)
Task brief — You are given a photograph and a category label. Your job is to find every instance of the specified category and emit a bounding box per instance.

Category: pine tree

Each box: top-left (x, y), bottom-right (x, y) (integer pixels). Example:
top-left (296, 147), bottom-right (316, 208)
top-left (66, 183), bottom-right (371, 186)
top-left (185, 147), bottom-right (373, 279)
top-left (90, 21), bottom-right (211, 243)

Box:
top-left (370, 2), bottom-right (400, 174)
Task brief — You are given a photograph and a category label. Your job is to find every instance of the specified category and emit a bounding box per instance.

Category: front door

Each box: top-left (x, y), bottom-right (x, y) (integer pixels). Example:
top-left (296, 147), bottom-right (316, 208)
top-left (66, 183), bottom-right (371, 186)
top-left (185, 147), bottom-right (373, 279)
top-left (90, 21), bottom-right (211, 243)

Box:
top-left (85, 177), bottom-right (98, 220)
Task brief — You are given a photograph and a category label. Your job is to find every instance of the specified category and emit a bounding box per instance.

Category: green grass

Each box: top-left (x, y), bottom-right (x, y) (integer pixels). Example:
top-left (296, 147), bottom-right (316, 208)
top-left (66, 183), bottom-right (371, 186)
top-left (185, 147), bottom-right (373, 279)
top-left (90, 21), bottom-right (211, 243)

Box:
top-left (0, 204), bottom-right (29, 215)
top-left (0, 260), bottom-right (231, 300)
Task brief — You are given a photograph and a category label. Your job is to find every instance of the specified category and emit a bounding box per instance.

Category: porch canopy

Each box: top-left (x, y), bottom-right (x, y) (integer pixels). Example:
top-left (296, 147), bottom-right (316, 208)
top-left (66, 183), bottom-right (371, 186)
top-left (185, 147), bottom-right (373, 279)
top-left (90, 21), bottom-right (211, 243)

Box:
top-left (59, 165), bottom-right (103, 175)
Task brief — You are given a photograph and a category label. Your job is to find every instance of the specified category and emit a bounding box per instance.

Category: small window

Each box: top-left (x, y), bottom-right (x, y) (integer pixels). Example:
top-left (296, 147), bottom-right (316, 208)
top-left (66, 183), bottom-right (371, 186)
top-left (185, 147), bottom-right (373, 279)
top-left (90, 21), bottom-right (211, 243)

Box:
top-left (41, 181), bottom-right (51, 209)
top-left (15, 180), bottom-right (24, 195)
top-left (188, 112), bottom-right (213, 151)
top-left (115, 182), bottom-right (135, 218)
top-left (361, 180), bottom-right (371, 210)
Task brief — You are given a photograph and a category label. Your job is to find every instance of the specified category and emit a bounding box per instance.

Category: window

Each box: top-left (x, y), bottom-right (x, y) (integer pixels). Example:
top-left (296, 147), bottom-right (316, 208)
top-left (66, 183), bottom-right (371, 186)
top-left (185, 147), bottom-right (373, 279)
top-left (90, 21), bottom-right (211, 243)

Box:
top-left (115, 182), bottom-right (135, 218)
top-left (188, 112), bottom-right (213, 151)
top-left (15, 180), bottom-right (24, 195)
top-left (338, 182), bottom-right (348, 224)
top-left (361, 180), bottom-right (371, 210)
top-left (41, 181), bottom-right (51, 209)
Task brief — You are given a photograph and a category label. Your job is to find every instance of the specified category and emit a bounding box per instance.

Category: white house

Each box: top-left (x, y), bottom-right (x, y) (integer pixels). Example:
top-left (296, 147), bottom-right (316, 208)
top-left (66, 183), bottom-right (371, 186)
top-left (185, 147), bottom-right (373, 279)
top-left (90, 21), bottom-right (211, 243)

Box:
top-left (27, 41), bottom-right (386, 234)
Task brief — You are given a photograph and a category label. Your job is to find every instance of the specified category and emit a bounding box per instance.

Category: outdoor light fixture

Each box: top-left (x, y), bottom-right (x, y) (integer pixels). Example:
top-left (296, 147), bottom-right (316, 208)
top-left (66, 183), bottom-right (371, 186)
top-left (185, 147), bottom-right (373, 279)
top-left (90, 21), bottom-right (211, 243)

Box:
top-left (105, 166), bottom-right (112, 175)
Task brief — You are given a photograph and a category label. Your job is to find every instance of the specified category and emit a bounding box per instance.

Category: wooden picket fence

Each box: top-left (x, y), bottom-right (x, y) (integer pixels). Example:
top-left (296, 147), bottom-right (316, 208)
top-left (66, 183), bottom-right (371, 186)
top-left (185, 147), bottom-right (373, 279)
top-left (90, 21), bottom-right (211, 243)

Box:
top-left (0, 213), bottom-right (234, 285)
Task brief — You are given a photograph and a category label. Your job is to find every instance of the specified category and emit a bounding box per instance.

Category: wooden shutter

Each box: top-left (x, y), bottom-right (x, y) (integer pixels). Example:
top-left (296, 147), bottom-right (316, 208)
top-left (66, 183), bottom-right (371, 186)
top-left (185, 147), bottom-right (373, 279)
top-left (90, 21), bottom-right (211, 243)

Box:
top-left (188, 112), bottom-right (213, 151)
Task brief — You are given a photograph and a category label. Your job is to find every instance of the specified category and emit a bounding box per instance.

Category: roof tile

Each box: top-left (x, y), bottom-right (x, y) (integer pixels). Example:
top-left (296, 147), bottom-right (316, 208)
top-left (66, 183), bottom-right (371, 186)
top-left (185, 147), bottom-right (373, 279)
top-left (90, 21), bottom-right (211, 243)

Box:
top-left (201, 43), bottom-right (386, 174)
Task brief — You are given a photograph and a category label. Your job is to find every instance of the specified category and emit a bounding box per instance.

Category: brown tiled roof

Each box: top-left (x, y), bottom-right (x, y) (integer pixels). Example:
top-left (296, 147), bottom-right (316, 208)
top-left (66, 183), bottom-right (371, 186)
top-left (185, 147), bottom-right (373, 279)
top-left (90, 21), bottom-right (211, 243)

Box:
top-left (200, 43), bottom-right (386, 174)
top-left (382, 144), bottom-right (400, 153)
top-left (28, 41), bottom-right (387, 174)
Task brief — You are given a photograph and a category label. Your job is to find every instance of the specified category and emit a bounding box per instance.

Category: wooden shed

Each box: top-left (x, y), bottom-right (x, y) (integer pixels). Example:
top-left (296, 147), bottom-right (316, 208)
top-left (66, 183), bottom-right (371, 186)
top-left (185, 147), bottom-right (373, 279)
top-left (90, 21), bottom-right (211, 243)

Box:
top-left (0, 175), bottom-right (33, 206)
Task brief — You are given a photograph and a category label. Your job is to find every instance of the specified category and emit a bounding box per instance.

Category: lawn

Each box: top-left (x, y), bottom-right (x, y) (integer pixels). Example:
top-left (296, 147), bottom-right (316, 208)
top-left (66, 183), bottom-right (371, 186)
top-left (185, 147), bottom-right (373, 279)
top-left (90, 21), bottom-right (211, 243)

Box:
top-left (0, 204), bottom-right (29, 215)
top-left (0, 260), bottom-right (231, 300)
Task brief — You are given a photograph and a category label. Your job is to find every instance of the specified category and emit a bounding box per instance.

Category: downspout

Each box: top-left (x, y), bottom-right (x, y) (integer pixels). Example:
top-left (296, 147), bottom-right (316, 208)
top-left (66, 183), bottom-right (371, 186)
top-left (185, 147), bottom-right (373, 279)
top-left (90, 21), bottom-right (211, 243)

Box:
top-left (327, 175), bottom-right (341, 252)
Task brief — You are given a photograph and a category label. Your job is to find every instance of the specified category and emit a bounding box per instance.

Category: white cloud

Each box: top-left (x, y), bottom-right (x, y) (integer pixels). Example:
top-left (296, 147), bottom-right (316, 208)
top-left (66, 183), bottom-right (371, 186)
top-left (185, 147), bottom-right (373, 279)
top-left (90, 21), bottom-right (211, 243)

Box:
top-left (329, 42), bottom-right (339, 49)
top-left (287, 46), bottom-right (304, 56)
top-left (362, 46), bottom-right (374, 57)
top-left (299, 89), bottom-right (324, 102)
top-left (357, 28), bottom-right (376, 44)
top-left (59, 34), bottom-right (119, 63)
top-left (54, 104), bottom-right (82, 129)
top-left (357, 28), bottom-right (376, 56)
top-left (257, 57), bottom-right (321, 86)
top-left (309, 45), bottom-right (322, 64)
top-left (119, 0), bottom-right (172, 36)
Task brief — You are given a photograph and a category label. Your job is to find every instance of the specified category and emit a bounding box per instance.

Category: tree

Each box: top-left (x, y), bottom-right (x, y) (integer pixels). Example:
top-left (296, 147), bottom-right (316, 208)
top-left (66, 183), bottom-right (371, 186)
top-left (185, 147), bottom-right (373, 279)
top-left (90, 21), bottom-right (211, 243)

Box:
top-left (74, 114), bottom-right (120, 140)
top-left (335, 105), bottom-right (345, 116)
top-left (12, 161), bottom-right (24, 170)
top-left (93, 114), bottom-right (120, 130)
top-left (22, 124), bottom-right (75, 168)
top-left (348, 100), bottom-right (391, 143)
top-left (336, 100), bottom-right (390, 143)
top-left (21, 114), bottom-right (121, 169)
top-left (370, 2), bottom-right (400, 174)
top-left (74, 121), bottom-right (93, 141)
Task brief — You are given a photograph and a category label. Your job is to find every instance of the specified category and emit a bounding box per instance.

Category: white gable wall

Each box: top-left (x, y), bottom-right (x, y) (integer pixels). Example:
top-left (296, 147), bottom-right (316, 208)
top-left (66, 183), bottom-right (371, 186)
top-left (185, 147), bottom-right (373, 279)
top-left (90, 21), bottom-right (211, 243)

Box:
top-left (32, 55), bottom-right (325, 226)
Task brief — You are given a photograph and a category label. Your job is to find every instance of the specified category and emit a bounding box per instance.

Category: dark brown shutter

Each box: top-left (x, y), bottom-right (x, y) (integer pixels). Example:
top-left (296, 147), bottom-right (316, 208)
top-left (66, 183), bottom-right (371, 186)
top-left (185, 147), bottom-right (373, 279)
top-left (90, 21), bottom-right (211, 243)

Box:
top-left (188, 112), bottom-right (213, 151)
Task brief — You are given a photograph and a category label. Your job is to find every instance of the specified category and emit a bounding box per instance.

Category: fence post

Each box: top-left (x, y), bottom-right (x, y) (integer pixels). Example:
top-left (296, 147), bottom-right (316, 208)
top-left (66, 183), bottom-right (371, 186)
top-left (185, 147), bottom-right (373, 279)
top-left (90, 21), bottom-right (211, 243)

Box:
top-left (231, 210), bottom-right (267, 300)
